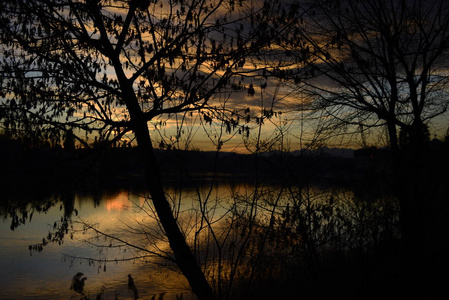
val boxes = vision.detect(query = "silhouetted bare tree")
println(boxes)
[279,0,449,296]
[286,0,449,154]
[0,1,286,298]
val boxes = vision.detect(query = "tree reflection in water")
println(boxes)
[0,180,402,299]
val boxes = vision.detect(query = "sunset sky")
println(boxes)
[1,0,449,153]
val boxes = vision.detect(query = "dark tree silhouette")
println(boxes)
[284,0,449,153]
[0,1,285,298]
[279,0,449,296]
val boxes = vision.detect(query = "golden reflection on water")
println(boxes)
[0,183,356,299]
[0,189,197,299]
[105,192,131,212]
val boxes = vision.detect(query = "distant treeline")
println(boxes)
[1,134,448,198]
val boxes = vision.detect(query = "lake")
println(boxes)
[0,177,382,300]
[0,187,204,300]
[0,180,278,300]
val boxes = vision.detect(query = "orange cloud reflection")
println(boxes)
[105,192,130,212]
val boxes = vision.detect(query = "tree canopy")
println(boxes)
[283,0,449,152]
[0,1,290,299]
[0,0,285,148]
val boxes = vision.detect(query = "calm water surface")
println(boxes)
[0,182,349,299]
[0,189,199,299]
[0,180,261,300]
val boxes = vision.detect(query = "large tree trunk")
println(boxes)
[386,120,428,252]
[388,121,432,297]
[133,120,216,300]
[397,122,430,254]
[386,121,400,159]
[111,52,215,299]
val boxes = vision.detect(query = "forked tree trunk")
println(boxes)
[132,120,216,300]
